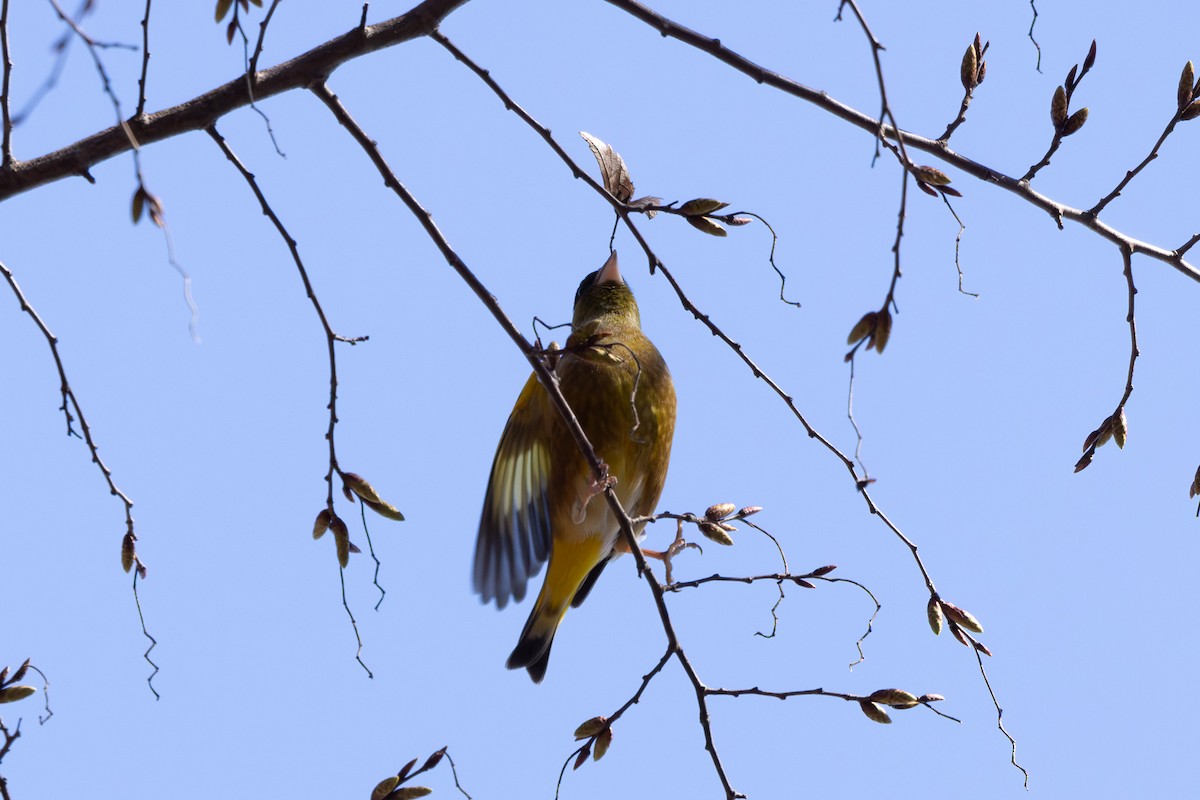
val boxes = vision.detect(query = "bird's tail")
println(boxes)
[507,534,606,683]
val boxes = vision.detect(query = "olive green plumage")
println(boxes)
[474,251,676,682]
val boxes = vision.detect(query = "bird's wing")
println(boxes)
[474,371,554,609]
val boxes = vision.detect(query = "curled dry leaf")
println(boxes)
[686,215,727,237]
[858,700,892,724]
[580,131,634,203]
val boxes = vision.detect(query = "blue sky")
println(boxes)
[3,2,1199,798]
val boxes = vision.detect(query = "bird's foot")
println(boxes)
[571,465,618,524]
[645,519,701,586]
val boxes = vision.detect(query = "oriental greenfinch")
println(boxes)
[474,251,676,683]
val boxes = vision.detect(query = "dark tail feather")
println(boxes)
[570,559,609,608]
[506,602,557,684]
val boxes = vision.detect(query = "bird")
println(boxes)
[473,251,676,683]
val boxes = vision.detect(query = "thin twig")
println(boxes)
[0,0,12,168]
[136,0,152,117]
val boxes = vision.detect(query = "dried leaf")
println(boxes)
[580,132,634,203]
[858,700,892,724]
[1051,85,1068,128]
[313,508,331,540]
[678,198,729,217]
[1180,61,1196,111]
[1061,107,1088,136]
[628,195,663,218]
[686,215,727,237]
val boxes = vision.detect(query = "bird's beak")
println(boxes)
[596,251,622,285]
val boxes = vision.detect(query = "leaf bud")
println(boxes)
[858,700,892,724]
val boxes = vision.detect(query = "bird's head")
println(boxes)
[572,251,640,328]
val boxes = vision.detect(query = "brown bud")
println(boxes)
[977,60,987,84]
[686,215,728,237]
[0,685,36,704]
[389,789,432,800]
[313,508,331,540]
[869,688,920,709]
[1180,61,1195,110]
[1095,416,1115,448]
[1061,107,1088,136]
[395,758,418,784]
[705,503,736,521]
[121,532,136,573]
[858,700,892,724]
[942,602,983,633]
[573,747,590,771]
[913,165,951,186]
[574,716,608,740]
[419,748,446,773]
[1113,408,1128,449]
[960,42,978,90]
[949,622,972,647]
[695,521,732,545]
[678,198,729,217]
[1051,85,1068,128]
[343,472,384,505]
[919,693,945,703]
[794,579,815,589]
[364,498,406,521]
[975,641,994,657]
[736,506,763,518]
[697,521,734,546]
[330,517,351,568]
[848,311,876,345]
[1183,100,1200,121]
[1083,39,1097,72]
[372,777,400,800]
[1190,466,1200,498]
[727,216,753,226]
[870,308,893,354]
[11,659,30,683]
[593,727,613,761]
[927,597,943,635]
[810,564,837,577]
[1074,451,1094,473]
